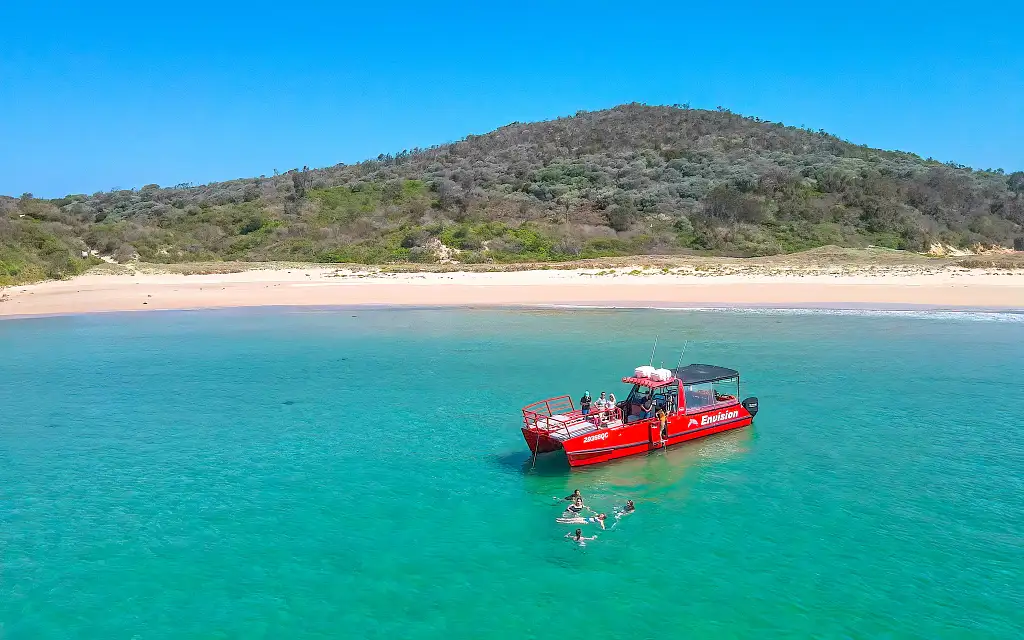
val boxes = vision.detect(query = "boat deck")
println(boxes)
[545,417,625,442]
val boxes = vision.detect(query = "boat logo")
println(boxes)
[687,418,698,428]
[583,432,609,444]
[701,410,739,426]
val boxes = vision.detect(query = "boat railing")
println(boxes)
[523,395,623,437]
[592,406,624,426]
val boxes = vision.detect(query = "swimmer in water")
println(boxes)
[616,500,635,518]
[561,496,592,519]
[566,528,597,545]
[556,513,607,530]
[562,490,582,502]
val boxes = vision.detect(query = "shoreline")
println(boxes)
[5,305,1022,324]
[3,265,1024,319]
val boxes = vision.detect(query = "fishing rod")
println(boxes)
[675,340,690,368]
[648,335,659,367]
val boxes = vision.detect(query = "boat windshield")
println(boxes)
[684,376,739,413]
[622,383,679,421]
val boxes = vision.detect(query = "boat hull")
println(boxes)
[523,402,754,467]
[521,428,563,454]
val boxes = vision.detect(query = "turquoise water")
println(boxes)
[2,308,1022,638]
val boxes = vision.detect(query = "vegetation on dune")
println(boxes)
[3,104,1023,285]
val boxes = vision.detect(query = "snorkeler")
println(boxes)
[566,528,597,545]
[556,513,607,530]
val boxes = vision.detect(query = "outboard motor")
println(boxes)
[741,397,759,418]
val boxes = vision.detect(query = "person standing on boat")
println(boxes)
[580,391,592,416]
[592,392,611,424]
[641,393,655,419]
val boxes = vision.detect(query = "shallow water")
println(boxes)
[2,308,1022,638]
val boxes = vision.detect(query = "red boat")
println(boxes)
[521,363,758,467]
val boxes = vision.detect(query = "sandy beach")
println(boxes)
[3,263,1024,318]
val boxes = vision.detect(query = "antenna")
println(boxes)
[648,335,659,367]
[675,340,690,368]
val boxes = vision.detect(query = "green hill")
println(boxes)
[3,103,1023,285]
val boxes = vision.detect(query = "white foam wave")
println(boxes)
[538,305,1024,323]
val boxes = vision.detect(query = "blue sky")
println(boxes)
[1,1,1021,198]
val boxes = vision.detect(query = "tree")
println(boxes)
[1008,172,1024,196]
[704,184,763,223]
[555,193,580,225]
[432,179,462,210]
[291,166,311,199]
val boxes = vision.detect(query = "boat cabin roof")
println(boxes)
[620,376,675,388]
[672,364,739,384]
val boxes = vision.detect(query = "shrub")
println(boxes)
[604,204,636,232]
[5,105,1023,282]
[407,246,437,263]
[113,244,139,263]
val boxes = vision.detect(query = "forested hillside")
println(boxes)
[3,104,1023,284]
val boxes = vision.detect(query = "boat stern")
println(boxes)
[521,427,563,454]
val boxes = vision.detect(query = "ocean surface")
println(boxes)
[1,308,1022,638]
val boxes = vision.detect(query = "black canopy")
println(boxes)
[672,364,739,384]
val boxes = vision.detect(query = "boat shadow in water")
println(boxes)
[490,451,571,476]
[569,427,755,494]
